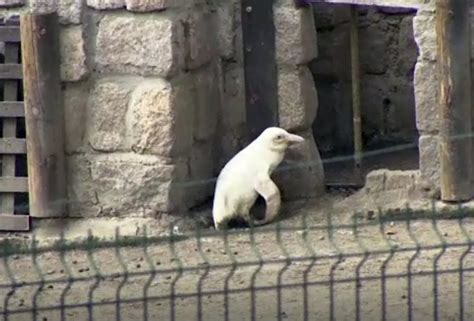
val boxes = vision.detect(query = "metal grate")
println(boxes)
[0,15,29,231]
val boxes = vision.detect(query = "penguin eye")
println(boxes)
[276,135,283,140]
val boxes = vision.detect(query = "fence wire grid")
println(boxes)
[0,205,474,321]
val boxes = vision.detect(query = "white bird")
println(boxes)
[212,127,305,230]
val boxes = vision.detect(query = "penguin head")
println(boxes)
[258,127,305,152]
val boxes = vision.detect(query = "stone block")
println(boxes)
[0,0,24,7]
[58,0,83,24]
[63,82,90,153]
[419,134,440,192]
[66,155,99,217]
[185,10,215,70]
[60,26,88,82]
[125,0,193,11]
[88,154,188,216]
[273,130,325,200]
[186,142,216,208]
[216,3,235,59]
[125,0,166,11]
[96,14,184,77]
[414,61,439,133]
[193,65,219,141]
[278,66,318,132]
[413,10,436,62]
[29,0,57,13]
[385,170,417,191]
[365,169,386,193]
[221,64,246,129]
[274,4,317,65]
[86,77,134,152]
[217,125,245,170]
[86,0,125,9]
[126,77,194,158]
[68,153,190,217]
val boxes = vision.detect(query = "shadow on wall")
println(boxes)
[310,4,419,159]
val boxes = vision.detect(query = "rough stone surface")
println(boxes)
[0,0,23,6]
[413,10,437,62]
[125,0,194,11]
[66,155,99,217]
[365,169,386,193]
[96,15,184,77]
[86,78,134,152]
[193,65,219,141]
[63,82,89,153]
[185,11,215,70]
[68,154,188,217]
[216,3,235,59]
[385,170,418,191]
[221,64,246,129]
[126,77,194,158]
[273,131,325,200]
[359,25,388,75]
[414,61,439,133]
[86,0,125,9]
[186,142,216,208]
[217,126,246,170]
[58,0,83,24]
[125,0,167,11]
[278,66,318,132]
[29,0,57,13]
[60,26,88,82]
[419,135,440,193]
[274,5,317,65]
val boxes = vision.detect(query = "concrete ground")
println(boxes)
[1,187,474,321]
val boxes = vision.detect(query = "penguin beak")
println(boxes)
[286,133,305,145]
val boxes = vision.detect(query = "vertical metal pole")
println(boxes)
[350,5,363,183]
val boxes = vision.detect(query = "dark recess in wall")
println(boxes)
[310,4,420,183]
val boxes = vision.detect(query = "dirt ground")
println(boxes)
[1,187,474,321]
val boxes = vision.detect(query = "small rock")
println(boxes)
[72,260,78,265]
[136,263,141,269]
[444,232,448,237]
[386,230,397,236]
[47,285,54,290]
[233,251,238,255]
[205,248,211,253]
[319,236,325,241]
[47,270,55,275]
[18,299,24,307]
[390,221,394,227]
[156,261,162,266]
[13,255,20,260]
[165,275,172,280]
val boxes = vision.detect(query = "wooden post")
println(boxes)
[350,5,363,184]
[20,12,67,217]
[436,0,473,201]
[241,0,279,142]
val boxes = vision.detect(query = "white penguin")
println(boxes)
[212,127,305,230]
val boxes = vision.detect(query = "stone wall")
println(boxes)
[0,0,326,218]
[0,0,248,218]
[310,4,419,156]
[272,0,325,200]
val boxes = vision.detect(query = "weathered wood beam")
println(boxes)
[436,0,473,201]
[241,0,279,141]
[21,12,67,217]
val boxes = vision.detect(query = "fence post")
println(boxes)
[436,0,473,202]
[20,12,67,217]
